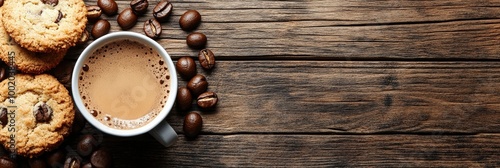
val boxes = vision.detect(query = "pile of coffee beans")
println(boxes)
[0,110,113,168]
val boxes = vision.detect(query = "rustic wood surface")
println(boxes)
[71,0,500,167]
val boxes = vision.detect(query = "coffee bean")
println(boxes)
[176,87,192,111]
[175,56,196,79]
[187,74,208,97]
[198,49,215,70]
[186,32,207,49]
[41,0,58,6]
[143,19,162,39]
[46,149,66,168]
[0,107,6,127]
[130,0,148,15]
[33,102,52,122]
[98,0,118,16]
[179,10,201,31]
[29,158,48,168]
[90,148,112,168]
[183,112,203,138]
[0,156,16,168]
[153,0,173,23]
[197,91,218,109]
[86,5,102,21]
[77,29,90,45]
[0,64,6,82]
[91,19,110,39]
[55,10,63,23]
[64,157,81,168]
[77,134,98,157]
[82,163,93,168]
[117,8,138,30]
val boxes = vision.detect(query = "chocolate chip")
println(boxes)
[0,65,6,82]
[0,0,3,7]
[55,10,63,23]
[0,106,7,127]
[41,0,58,6]
[33,102,52,122]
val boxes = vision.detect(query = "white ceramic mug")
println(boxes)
[71,32,178,147]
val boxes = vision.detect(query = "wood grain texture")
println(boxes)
[105,134,500,167]
[71,0,500,60]
[164,61,500,134]
[68,0,500,167]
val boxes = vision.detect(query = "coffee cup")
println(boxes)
[71,32,178,147]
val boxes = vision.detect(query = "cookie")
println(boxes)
[1,0,87,53]
[0,8,67,74]
[0,74,74,157]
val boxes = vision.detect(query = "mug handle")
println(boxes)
[149,119,178,147]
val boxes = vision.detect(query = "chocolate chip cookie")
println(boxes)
[0,74,74,157]
[1,0,87,53]
[0,8,67,74]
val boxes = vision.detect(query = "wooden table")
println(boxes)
[70,0,500,167]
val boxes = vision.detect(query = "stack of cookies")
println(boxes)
[0,0,87,158]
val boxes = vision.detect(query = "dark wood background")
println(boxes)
[68,0,500,167]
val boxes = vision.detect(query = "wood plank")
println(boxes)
[70,0,500,60]
[158,61,500,134]
[104,134,500,167]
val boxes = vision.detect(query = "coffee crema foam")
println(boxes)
[79,39,171,130]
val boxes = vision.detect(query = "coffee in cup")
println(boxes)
[77,39,171,130]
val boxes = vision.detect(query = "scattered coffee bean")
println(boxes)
[130,0,148,15]
[197,91,218,109]
[71,109,86,135]
[29,158,48,168]
[91,19,110,39]
[117,8,138,30]
[186,32,207,49]
[77,29,90,45]
[64,157,81,168]
[46,149,66,168]
[86,5,102,21]
[0,64,6,82]
[143,19,162,39]
[175,56,196,79]
[179,10,201,31]
[41,0,58,6]
[55,10,63,23]
[0,107,7,127]
[33,102,52,122]
[198,49,215,70]
[77,134,98,157]
[98,0,118,16]
[153,0,173,23]
[176,87,192,111]
[90,148,112,168]
[187,74,208,96]
[82,163,93,168]
[0,156,16,168]
[183,112,203,138]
